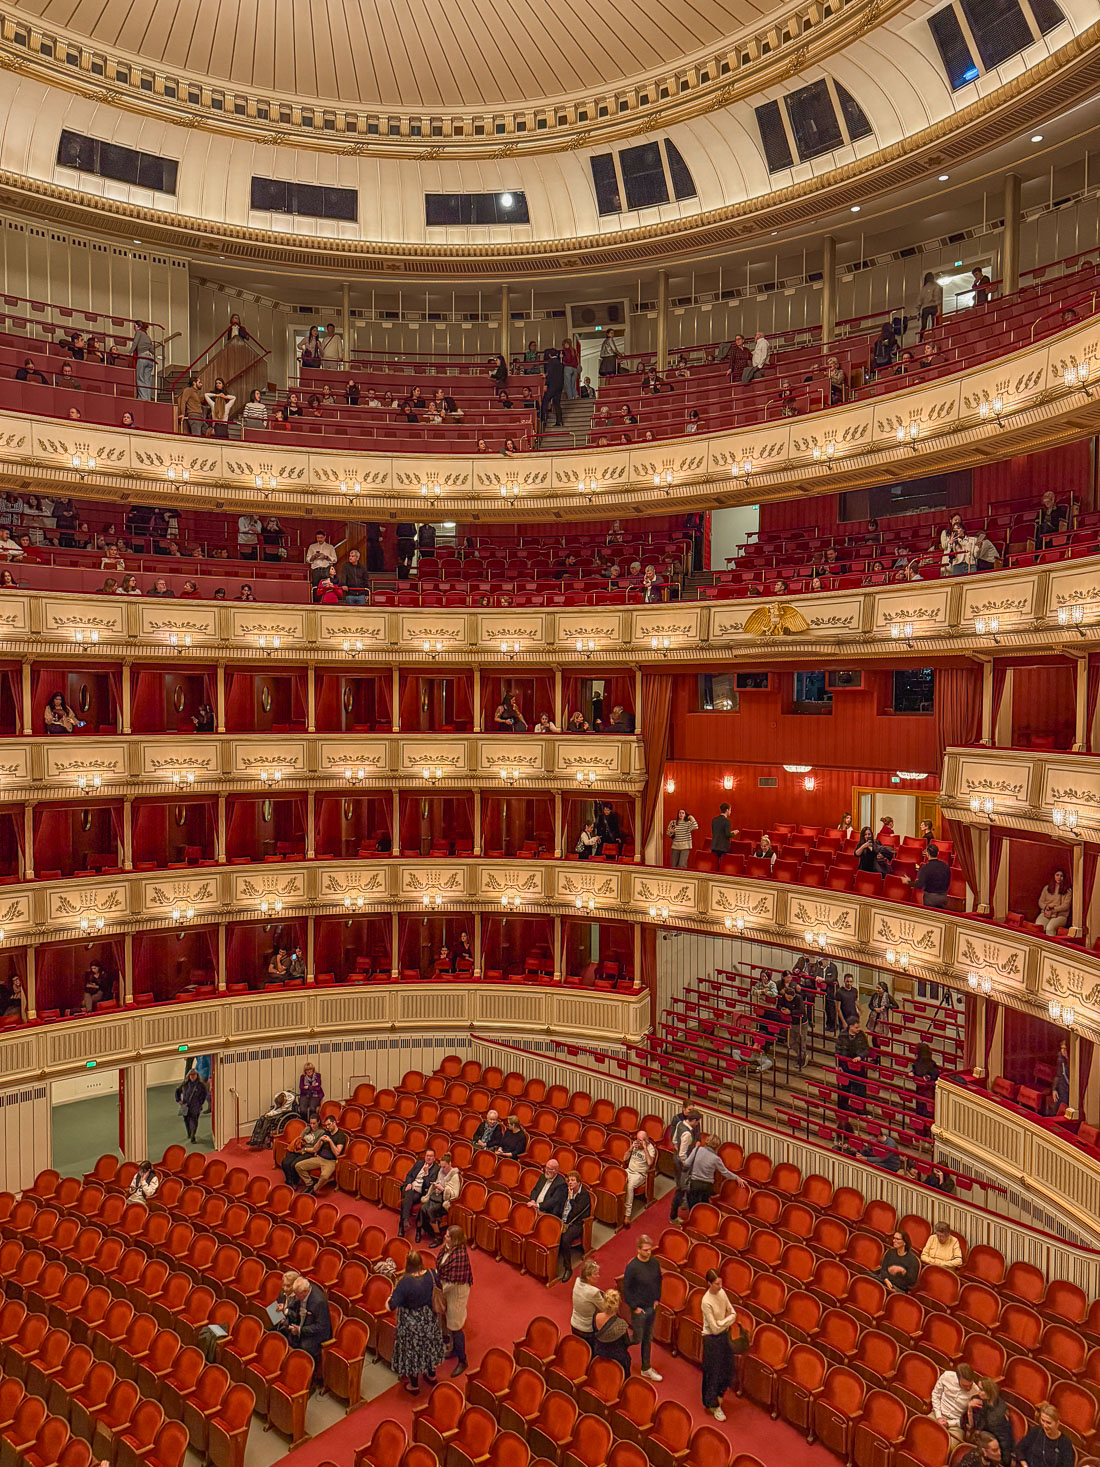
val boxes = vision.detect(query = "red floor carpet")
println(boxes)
[216,1141,840,1467]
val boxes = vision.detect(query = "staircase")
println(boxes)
[537,396,594,451]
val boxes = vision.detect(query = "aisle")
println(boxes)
[211,1141,840,1467]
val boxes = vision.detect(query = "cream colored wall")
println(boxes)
[189,276,291,385]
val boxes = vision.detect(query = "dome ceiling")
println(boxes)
[8,0,773,109]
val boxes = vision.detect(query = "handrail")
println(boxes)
[168,328,271,397]
[1031,288,1099,340]
[0,292,165,340]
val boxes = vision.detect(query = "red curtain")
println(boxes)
[991,663,1007,737]
[1080,1039,1094,1116]
[640,672,675,847]
[989,831,1004,910]
[1084,844,1099,943]
[947,819,979,904]
[985,999,1001,1069]
[935,666,982,763]
[1088,656,1100,753]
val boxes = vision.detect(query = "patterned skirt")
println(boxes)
[392,1305,446,1380]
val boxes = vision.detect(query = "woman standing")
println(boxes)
[298,1062,324,1119]
[562,336,580,400]
[701,1270,737,1421]
[299,327,322,370]
[867,980,898,1035]
[571,1259,604,1349]
[175,1067,208,1144]
[666,810,699,869]
[593,1290,632,1372]
[204,379,236,439]
[435,1226,473,1377]
[388,1251,445,1395]
[916,272,943,338]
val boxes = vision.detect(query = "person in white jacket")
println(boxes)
[624,1132,657,1221]
[126,1161,159,1205]
[741,332,770,384]
[419,1154,461,1241]
[931,1364,980,1443]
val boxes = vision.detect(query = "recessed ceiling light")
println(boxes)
[938,174,949,182]
[1031,134,1043,143]
[500,192,514,207]
[850,205,861,213]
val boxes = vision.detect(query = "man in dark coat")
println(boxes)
[529,1159,568,1216]
[279,1275,333,1383]
[399,1149,440,1236]
[556,1172,592,1281]
[175,1068,208,1143]
[710,804,733,855]
[541,350,565,428]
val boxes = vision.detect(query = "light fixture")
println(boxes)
[77,773,102,791]
[1031,133,1044,143]
[804,929,828,949]
[664,776,676,794]
[170,904,195,924]
[423,640,444,659]
[166,464,190,482]
[499,768,521,785]
[969,794,994,816]
[70,450,97,472]
[974,615,1000,643]
[653,469,673,487]
[256,634,281,653]
[730,458,753,478]
[575,769,597,786]
[259,895,283,916]
[896,422,919,450]
[341,638,366,655]
[574,893,596,912]
[253,472,277,491]
[500,640,524,659]
[850,205,861,213]
[650,636,671,657]
[500,192,514,207]
[168,632,193,653]
[421,767,445,784]
[783,765,812,774]
[1058,605,1087,636]
[1062,361,1092,396]
[170,771,196,788]
[422,891,443,908]
[648,904,670,922]
[885,949,910,969]
[803,775,816,791]
[73,629,100,645]
[896,771,929,780]
[575,638,596,658]
[1052,806,1079,831]
[344,767,367,785]
[343,893,368,911]
[420,479,441,500]
[79,913,105,933]
[722,775,734,790]
[339,479,362,499]
[724,914,746,932]
[891,620,915,649]
[500,481,520,502]
[938,174,949,182]
[259,768,284,786]
[500,893,522,909]
[576,474,599,501]
[978,396,1005,427]
[812,441,836,464]
[1048,998,1075,1026]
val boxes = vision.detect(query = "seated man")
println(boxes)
[293,1113,346,1194]
[398,1148,439,1236]
[276,1275,333,1384]
[529,1159,567,1216]
[281,1113,324,1186]
[556,1172,592,1282]
[472,1109,504,1150]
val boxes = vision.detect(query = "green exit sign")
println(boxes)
[85,1060,97,1069]
[178,1044,189,1053]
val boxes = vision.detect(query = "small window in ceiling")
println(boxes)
[619,141,669,209]
[960,0,1036,66]
[834,83,872,141]
[664,139,697,201]
[425,192,530,225]
[785,79,843,161]
[591,153,622,215]
[164,83,176,98]
[928,0,1061,85]
[56,129,179,193]
[250,177,358,221]
[755,99,794,171]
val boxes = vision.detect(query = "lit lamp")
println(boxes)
[1058,605,1086,636]
[575,770,597,786]
[421,767,445,784]
[73,629,100,645]
[170,904,195,923]
[812,442,836,465]
[77,773,102,791]
[575,638,596,659]
[730,458,753,478]
[500,480,520,502]
[724,914,746,932]
[885,949,910,970]
[651,636,671,657]
[722,775,734,790]
[256,634,281,653]
[341,638,366,655]
[79,913,105,933]
[1052,806,1079,831]
[422,892,443,908]
[803,775,816,791]
[339,479,362,499]
[577,474,599,501]
[344,767,366,784]
[1063,360,1092,396]
[974,615,1000,644]
[423,640,444,659]
[170,771,196,788]
[896,422,919,450]
[969,794,994,816]
[259,769,284,786]
[259,895,283,916]
[166,464,190,483]
[500,640,524,658]
[648,904,670,922]
[653,469,674,487]
[500,893,522,909]
[253,472,278,491]
[344,894,368,911]
[70,450,97,472]
[499,768,521,785]
[664,776,675,794]
[804,929,828,949]
[978,395,1005,427]
[574,893,596,912]
[420,479,442,500]
[891,621,914,649]
[967,970,993,994]
[168,632,193,653]
[1048,999,1077,1026]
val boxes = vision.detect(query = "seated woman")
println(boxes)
[266,946,288,986]
[281,1113,324,1182]
[875,1229,919,1293]
[1036,870,1071,936]
[248,1089,297,1149]
[498,1115,527,1157]
[753,834,778,870]
[419,1154,461,1243]
[126,1162,159,1205]
[81,962,111,1012]
[44,692,84,734]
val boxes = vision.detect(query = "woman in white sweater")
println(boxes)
[701,1270,738,1421]
[570,1259,604,1347]
[666,809,699,869]
[1036,870,1071,935]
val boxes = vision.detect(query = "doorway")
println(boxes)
[51,1068,122,1177]
[147,1054,215,1156]
[852,789,939,838]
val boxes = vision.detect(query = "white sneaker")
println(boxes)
[643,1368,663,1382]
[711,1407,726,1422]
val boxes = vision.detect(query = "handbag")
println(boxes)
[431,1269,447,1317]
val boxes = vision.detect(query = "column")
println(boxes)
[120,663,132,734]
[1002,173,1021,297]
[1073,653,1089,751]
[23,805,33,880]
[473,792,482,856]
[392,667,401,732]
[20,662,31,737]
[499,284,511,367]
[24,947,35,1022]
[122,932,134,1005]
[1070,842,1085,938]
[994,669,1013,747]
[392,789,401,855]
[472,667,481,732]
[121,1062,148,1162]
[821,235,837,347]
[553,914,562,981]
[216,664,226,734]
[306,665,316,733]
[306,915,315,984]
[554,667,563,727]
[122,800,133,871]
[473,912,482,979]
[1066,1031,1081,1121]
[216,795,226,864]
[553,791,562,858]
[976,826,991,915]
[656,270,669,372]
[391,911,400,980]
[306,791,316,859]
[341,282,352,366]
[217,924,227,992]
[635,794,644,862]
[979,659,994,746]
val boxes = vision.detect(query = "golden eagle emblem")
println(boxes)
[743,602,811,637]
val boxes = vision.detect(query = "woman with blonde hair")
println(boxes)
[593,1289,632,1371]
[571,1259,603,1349]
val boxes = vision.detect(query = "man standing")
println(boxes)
[741,331,770,384]
[294,1113,347,1194]
[907,844,952,909]
[541,348,565,430]
[669,1105,701,1223]
[320,322,345,365]
[710,804,735,857]
[305,530,338,587]
[684,1133,737,1212]
[530,1159,567,1216]
[837,1019,871,1106]
[838,974,861,1027]
[779,977,807,1070]
[398,1148,439,1235]
[278,1275,333,1384]
[622,1234,663,1382]
[556,1171,592,1282]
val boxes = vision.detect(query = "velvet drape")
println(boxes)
[935,666,982,764]
[640,672,675,848]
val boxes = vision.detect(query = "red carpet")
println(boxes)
[215,1142,840,1467]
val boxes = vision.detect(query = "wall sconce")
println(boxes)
[70,450,97,472]
[500,640,524,659]
[649,904,671,922]
[724,914,746,932]
[722,775,734,790]
[574,893,596,912]
[967,969,993,994]
[978,396,1005,427]
[575,638,596,659]
[344,767,367,785]
[341,638,366,655]
[804,929,828,949]
[650,636,671,657]
[422,892,443,908]
[896,422,920,450]
[969,794,994,816]
[0,927,6,943]
[77,773,103,791]
[896,771,929,781]
[730,458,753,478]
[1063,360,1092,396]
[170,904,195,923]
[73,629,100,645]
[500,481,520,502]
[420,479,442,500]
[256,634,281,654]
[254,472,278,491]
[1058,605,1086,636]
[166,464,190,482]
[803,775,816,791]
[168,633,193,654]
[1048,998,1077,1026]
[664,776,675,794]
[343,893,368,911]
[653,469,673,487]
[259,769,284,786]
[577,474,599,502]
[421,767,445,783]
[500,893,522,909]
[890,621,914,648]
[812,441,836,466]
[79,913,105,933]
[783,765,812,775]
[170,771,196,788]
[885,948,910,969]
[974,615,1000,644]
[423,640,444,659]
[259,895,283,916]
[499,768,521,785]
[339,479,361,499]
[575,770,597,786]
[1052,806,1079,831]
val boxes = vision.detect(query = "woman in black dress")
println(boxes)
[389,1251,445,1394]
[854,826,878,873]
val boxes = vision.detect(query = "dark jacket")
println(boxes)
[403,1157,440,1193]
[340,561,370,590]
[559,1185,591,1229]
[530,1172,568,1216]
[543,356,564,394]
[710,814,732,854]
[499,1126,527,1158]
[968,1399,1014,1462]
[1013,1426,1074,1467]
[472,1119,504,1150]
[282,1283,333,1364]
[177,1077,207,1117]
